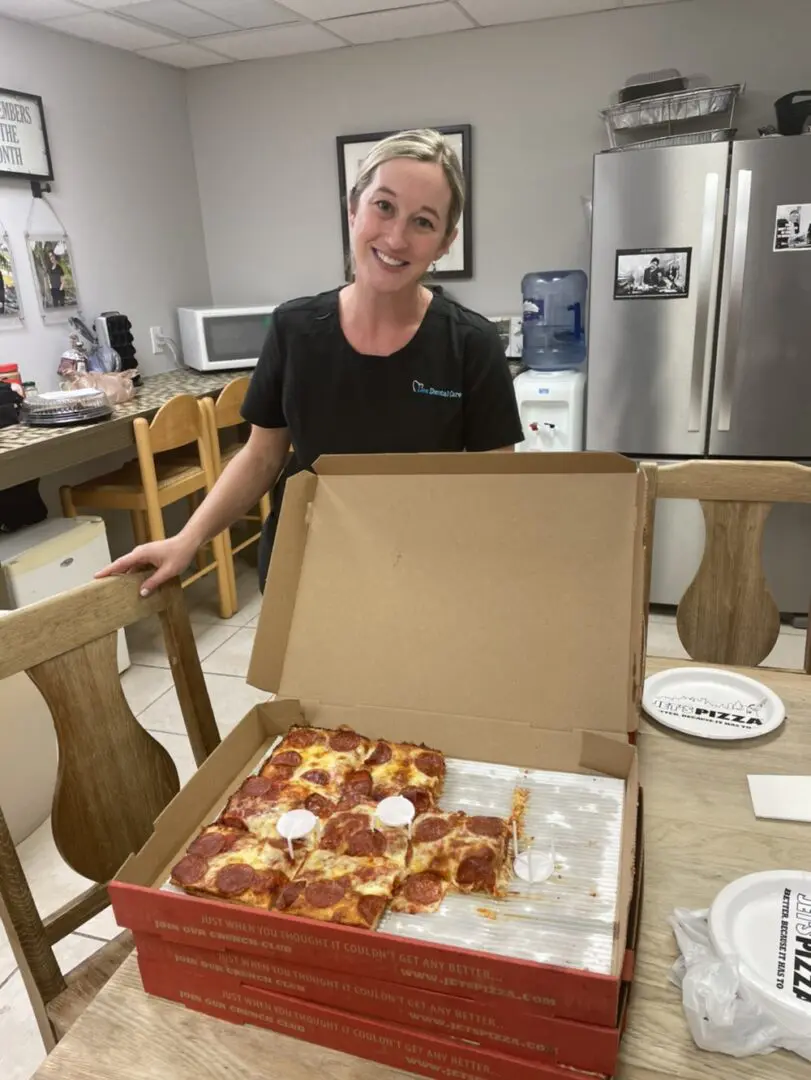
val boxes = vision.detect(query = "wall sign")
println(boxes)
[774,203,811,252]
[614,247,692,300]
[0,87,53,183]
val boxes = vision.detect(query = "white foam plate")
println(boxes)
[39,388,99,400]
[643,666,785,740]
[709,870,811,1034]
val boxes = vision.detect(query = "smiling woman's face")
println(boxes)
[349,158,456,294]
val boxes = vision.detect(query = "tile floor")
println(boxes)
[1,571,807,1079]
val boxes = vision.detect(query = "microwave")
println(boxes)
[177,305,276,372]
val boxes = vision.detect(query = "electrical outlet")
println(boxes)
[150,326,165,354]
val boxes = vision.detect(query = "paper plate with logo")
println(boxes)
[709,870,811,1035]
[642,666,785,739]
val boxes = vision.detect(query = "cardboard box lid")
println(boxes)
[248,453,646,735]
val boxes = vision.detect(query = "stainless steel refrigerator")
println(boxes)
[586,136,811,613]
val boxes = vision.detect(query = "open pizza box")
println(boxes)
[110,453,647,1059]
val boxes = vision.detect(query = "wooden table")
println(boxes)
[32,658,811,1080]
[0,370,235,491]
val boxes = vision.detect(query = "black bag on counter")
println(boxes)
[0,381,22,429]
[0,480,48,534]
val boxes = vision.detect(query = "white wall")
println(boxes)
[0,16,211,392]
[186,0,811,317]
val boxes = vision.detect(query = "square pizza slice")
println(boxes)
[219,773,327,837]
[169,825,306,909]
[275,849,402,929]
[316,802,409,869]
[260,725,372,808]
[340,739,446,813]
[391,811,511,915]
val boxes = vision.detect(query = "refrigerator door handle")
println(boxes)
[716,169,753,432]
[688,171,722,433]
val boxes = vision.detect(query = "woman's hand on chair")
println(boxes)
[95,534,198,596]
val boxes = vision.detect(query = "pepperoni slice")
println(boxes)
[346,829,387,858]
[241,775,276,798]
[171,854,207,886]
[456,850,496,888]
[403,872,444,907]
[252,869,289,898]
[413,817,451,844]
[301,769,330,787]
[277,879,306,910]
[271,750,303,768]
[337,790,366,812]
[468,816,506,838]
[365,741,392,766]
[305,793,334,818]
[259,764,296,783]
[304,880,346,909]
[329,729,363,752]
[286,728,321,749]
[357,894,386,927]
[401,787,431,815]
[215,863,257,896]
[344,770,373,796]
[415,751,444,778]
[188,831,228,858]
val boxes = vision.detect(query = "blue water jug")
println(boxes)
[521,270,587,370]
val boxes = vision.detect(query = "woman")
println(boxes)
[47,250,65,307]
[100,129,522,597]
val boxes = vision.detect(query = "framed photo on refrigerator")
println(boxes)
[613,247,692,300]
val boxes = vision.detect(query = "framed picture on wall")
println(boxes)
[0,87,54,183]
[27,235,80,323]
[336,125,473,282]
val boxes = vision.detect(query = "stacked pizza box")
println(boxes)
[110,453,646,1080]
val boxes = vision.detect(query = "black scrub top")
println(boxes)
[241,287,523,588]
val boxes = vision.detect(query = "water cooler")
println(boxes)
[515,269,587,452]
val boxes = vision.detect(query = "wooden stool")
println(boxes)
[60,394,235,619]
[201,376,271,613]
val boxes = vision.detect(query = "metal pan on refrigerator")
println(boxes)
[642,666,785,739]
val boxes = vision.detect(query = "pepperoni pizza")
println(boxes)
[356,739,446,814]
[391,811,512,914]
[170,825,305,908]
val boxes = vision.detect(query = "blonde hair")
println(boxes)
[349,128,465,240]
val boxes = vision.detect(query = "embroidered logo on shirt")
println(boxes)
[412,380,462,400]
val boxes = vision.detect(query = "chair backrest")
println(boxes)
[211,375,250,431]
[642,460,811,668]
[0,575,220,1014]
[147,392,206,455]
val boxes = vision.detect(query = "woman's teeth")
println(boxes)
[374,248,408,268]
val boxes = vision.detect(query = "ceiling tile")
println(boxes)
[182,0,298,28]
[326,2,473,45]
[277,0,447,19]
[117,0,233,35]
[138,40,232,65]
[44,11,176,47]
[460,0,616,25]
[204,19,344,58]
[0,0,85,19]
[69,0,148,8]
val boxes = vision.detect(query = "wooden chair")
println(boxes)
[60,394,235,619]
[201,377,271,613]
[642,460,811,670]
[0,574,220,1050]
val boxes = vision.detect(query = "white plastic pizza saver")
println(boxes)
[643,666,785,740]
[512,821,555,884]
[709,870,811,1035]
[375,796,415,834]
[276,809,317,859]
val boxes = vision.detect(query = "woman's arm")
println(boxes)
[97,424,289,594]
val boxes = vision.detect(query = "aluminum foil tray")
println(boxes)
[379,757,625,976]
[606,127,737,153]
[601,84,744,131]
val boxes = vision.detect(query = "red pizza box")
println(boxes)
[111,455,648,1033]
[138,954,607,1080]
[135,928,634,1075]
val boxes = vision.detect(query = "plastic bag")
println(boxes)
[670,908,811,1061]
[61,369,136,405]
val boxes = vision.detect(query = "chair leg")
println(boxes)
[211,530,236,620]
[130,511,148,547]
[259,492,271,524]
[60,487,77,519]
